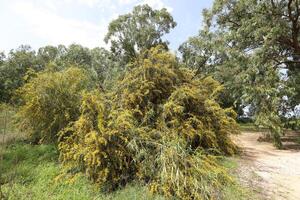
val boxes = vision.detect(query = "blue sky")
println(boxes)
[0,0,213,53]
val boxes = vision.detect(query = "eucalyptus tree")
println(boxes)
[37,45,59,64]
[0,45,40,103]
[64,44,92,67]
[179,30,246,116]
[105,4,177,64]
[181,0,300,147]
[90,47,120,89]
[0,51,5,65]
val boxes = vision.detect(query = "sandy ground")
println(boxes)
[234,132,300,200]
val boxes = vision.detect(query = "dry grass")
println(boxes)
[0,104,26,146]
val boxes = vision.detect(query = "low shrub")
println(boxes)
[284,117,300,131]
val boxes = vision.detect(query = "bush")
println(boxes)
[58,46,239,199]
[16,67,93,143]
[283,117,300,131]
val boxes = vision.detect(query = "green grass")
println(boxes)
[0,104,25,145]
[238,123,270,133]
[0,140,261,200]
[0,141,164,200]
[238,123,258,132]
[0,105,163,200]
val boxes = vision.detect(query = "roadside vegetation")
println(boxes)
[0,0,299,199]
[0,131,257,200]
[0,105,257,200]
[0,140,164,200]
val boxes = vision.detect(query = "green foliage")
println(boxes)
[58,46,239,200]
[90,47,122,89]
[0,51,5,64]
[179,29,246,116]
[16,67,93,143]
[0,44,120,104]
[36,44,92,69]
[0,140,255,200]
[238,123,258,132]
[0,46,41,103]
[284,117,300,131]
[36,44,119,88]
[62,44,92,67]
[105,4,176,64]
[36,45,59,65]
[181,0,300,147]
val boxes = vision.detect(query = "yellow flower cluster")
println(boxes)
[58,46,239,199]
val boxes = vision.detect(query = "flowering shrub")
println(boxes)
[58,46,239,199]
[17,67,93,143]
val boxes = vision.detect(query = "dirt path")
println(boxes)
[234,132,300,200]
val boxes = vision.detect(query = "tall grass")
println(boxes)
[0,104,25,145]
[0,140,260,200]
[0,141,164,200]
[0,105,162,200]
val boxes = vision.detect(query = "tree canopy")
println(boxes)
[105,4,176,64]
[180,0,300,147]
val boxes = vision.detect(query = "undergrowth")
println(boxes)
[0,141,164,200]
[0,141,258,200]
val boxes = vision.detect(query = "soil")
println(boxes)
[233,131,300,200]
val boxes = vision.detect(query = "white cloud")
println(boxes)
[118,0,173,12]
[118,0,138,5]
[62,0,102,7]
[138,0,173,12]
[75,0,115,9]
[62,0,173,11]
[41,0,116,10]
[3,0,173,52]
[12,1,108,48]
[42,0,59,11]
[77,0,102,7]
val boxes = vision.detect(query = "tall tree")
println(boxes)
[90,47,120,89]
[0,45,40,103]
[63,44,92,67]
[181,0,300,147]
[0,51,5,65]
[105,4,176,64]
[179,29,247,116]
[37,45,59,65]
